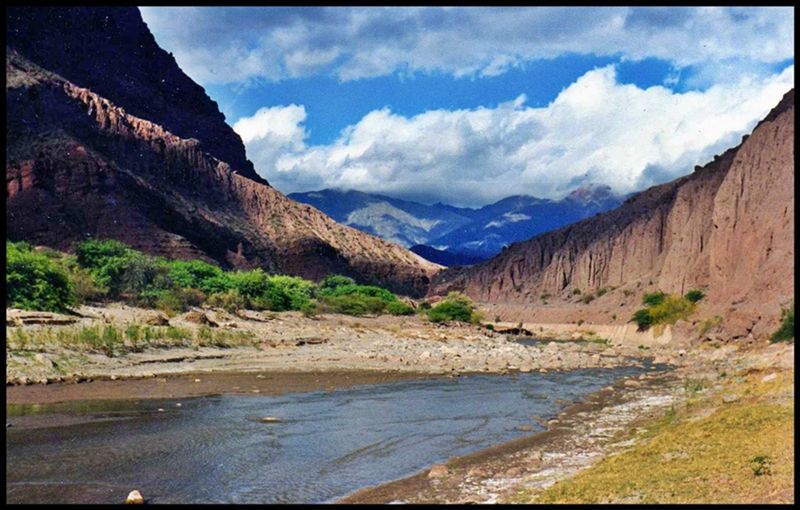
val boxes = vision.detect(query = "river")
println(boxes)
[6,365,653,503]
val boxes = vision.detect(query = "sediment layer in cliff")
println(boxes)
[432,90,795,340]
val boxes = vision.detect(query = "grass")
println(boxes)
[514,370,794,504]
[6,322,256,355]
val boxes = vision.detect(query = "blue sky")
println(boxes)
[140,7,794,207]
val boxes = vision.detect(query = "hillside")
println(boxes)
[432,90,795,341]
[5,7,439,296]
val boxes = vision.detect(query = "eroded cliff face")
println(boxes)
[6,17,439,296]
[5,6,262,185]
[432,90,794,341]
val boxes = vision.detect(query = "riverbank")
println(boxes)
[339,341,794,504]
[6,305,656,391]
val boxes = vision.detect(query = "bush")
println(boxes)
[205,289,247,313]
[386,300,415,316]
[227,269,271,299]
[684,289,706,303]
[264,274,317,311]
[6,241,75,312]
[642,291,666,307]
[320,274,355,290]
[771,302,794,343]
[75,239,130,269]
[320,294,387,316]
[427,292,475,323]
[581,293,595,304]
[167,259,224,291]
[648,295,696,325]
[631,308,653,330]
[318,283,396,302]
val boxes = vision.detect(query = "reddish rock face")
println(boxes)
[5,10,440,296]
[432,90,794,341]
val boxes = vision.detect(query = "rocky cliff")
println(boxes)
[6,8,439,296]
[432,90,794,341]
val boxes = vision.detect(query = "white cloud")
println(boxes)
[234,64,793,206]
[140,6,794,84]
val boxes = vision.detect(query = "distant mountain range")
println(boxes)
[288,184,625,265]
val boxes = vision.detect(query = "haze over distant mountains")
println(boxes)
[289,184,625,265]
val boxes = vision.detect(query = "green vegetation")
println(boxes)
[6,241,75,312]
[770,301,794,343]
[6,239,425,320]
[6,323,256,355]
[684,289,706,303]
[426,292,480,323]
[631,291,698,331]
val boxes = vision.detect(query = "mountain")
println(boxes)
[290,185,624,265]
[287,189,474,247]
[425,185,624,260]
[5,7,439,296]
[431,90,795,341]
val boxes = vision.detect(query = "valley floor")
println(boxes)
[5,304,794,504]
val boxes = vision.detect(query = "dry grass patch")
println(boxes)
[513,370,794,504]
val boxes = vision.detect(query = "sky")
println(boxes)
[140,6,794,207]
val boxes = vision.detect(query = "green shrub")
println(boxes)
[320,274,355,290]
[684,289,706,303]
[581,293,595,304]
[386,300,414,316]
[771,302,794,343]
[75,239,130,269]
[264,274,316,311]
[572,288,582,295]
[320,294,387,316]
[227,269,271,299]
[631,308,653,330]
[318,283,396,302]
[6,241,75,312]
[167,259,224,291]
[648,295,696,325]
[205,289,247,313]
[642,291,666,307]
[426,292,475,323]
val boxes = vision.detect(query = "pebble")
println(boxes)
[157,408,165,412]
[518,424,534,432]
[175,403,182,407]
[260,416,281,423]
[504,467,523,477]
[125,490,144,504]
[623,379,641,388]
[761,373,778,383]
[194,379,201,383]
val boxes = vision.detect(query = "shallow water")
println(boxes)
[6,366,652,504]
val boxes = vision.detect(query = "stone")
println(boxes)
[518,424,534,432]
[260,416,281,423]
[183,311,219,328]
[428,464,449,478]
[504,467,523,477]
[623,379,641,388]
[125,490,144,504]
[144,313,170,326]
[722,394,740,404]
[761,373,778,383]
